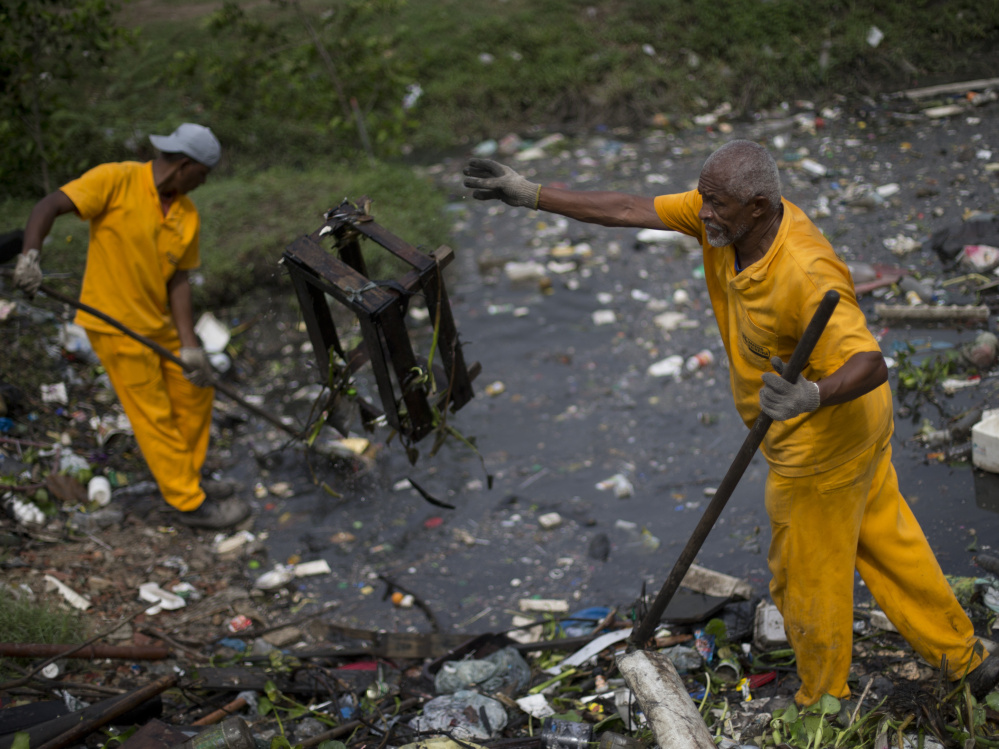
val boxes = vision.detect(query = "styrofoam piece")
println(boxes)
[753,600,787,650]
[294,559,332,577]
[138,582,186,614]
[516,694,555,718]
[682,564,753,600]
[972,409,999,473]
[868,609,898,632]
[44,575,92,611]
[213,530,256,555]
[518,598,569,613]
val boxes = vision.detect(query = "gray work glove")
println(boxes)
[13,248,43,296]
[179,347,213,388]
[759,356,821,421]
[463,158,542,209]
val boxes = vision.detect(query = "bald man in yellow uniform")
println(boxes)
[14,124,249,530]
[463,140,999,705]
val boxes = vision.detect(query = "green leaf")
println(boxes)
[11,733,30,749]
[317,742,347,749]
[264,679,280,702]
[258,697,273,716]
[818,693,841,716]
[985,692,999,711]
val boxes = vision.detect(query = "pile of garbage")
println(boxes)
[4,552,999,749]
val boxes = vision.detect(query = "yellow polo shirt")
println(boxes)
[654,190,891,476]
[61,161,201,338]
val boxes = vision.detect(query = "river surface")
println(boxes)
[217,96,999,638]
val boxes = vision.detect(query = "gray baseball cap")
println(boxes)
[149,123,221,168]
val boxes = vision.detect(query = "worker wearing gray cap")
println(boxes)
[13,123,250,530]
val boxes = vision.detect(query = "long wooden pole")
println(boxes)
[628,290,840,649]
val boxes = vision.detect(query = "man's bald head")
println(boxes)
[701,140,782,211]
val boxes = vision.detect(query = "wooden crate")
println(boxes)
[281,198,478,443]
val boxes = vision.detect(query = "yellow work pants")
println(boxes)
[87,329,213,512]
[765,433,982,706]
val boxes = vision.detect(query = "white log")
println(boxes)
[900,77,999,99]
[616,650,715,749]
[874,304,989,322]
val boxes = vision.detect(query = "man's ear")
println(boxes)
[751,194,771,217]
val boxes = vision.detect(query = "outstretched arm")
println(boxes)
[538,185,663,228]
[463,158,664,229]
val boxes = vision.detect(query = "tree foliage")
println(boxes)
[0,0,131,196]
[167,0,419,167]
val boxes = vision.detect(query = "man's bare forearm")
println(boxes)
[23,191,78,253]
[537,187,665,229]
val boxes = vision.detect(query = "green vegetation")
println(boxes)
[1,0,996,304]
[0,161,450,307]
[0,594,86,676]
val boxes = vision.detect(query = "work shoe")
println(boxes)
[174,496,251,530]
[202,478,239,500]
[966,655,999,699]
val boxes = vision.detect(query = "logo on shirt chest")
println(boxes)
[166,251,180,267]
[741,331,771,360]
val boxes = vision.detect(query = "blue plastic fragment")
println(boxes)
[558,606,612,637]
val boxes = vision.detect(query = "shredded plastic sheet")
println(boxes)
[434,646,531,695]
[408,690,507,740]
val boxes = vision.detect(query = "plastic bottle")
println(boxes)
[170,717,256,749]
[846,262,877,284]
[87,476,112,506]
[541,718,593,749]
[68,506,124,532]
[684,349,714,372]
[899,276,940,305]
